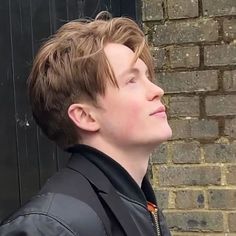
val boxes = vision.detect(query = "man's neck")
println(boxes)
[82,139,152,187]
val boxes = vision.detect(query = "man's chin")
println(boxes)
[154,129,173,144]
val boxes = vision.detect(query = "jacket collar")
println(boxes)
[67,144,157,206]
[67,146,144,236]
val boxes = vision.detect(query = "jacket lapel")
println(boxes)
[67,154,142,236]
[99,189,142,236]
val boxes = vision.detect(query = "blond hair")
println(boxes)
[28,12,155,149]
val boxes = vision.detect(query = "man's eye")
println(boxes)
[128,78,136,83]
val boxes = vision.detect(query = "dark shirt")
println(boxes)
[69,144,157,207]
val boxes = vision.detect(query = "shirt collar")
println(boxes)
[67,144,156,207]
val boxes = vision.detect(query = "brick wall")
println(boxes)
[142,0,236,235]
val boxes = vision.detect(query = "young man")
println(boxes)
[0,12,172,235]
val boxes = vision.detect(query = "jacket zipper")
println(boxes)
[150,208,161,236]
[147,202,161,236]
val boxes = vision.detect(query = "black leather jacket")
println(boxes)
[0,145,171,236]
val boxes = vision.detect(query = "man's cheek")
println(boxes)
[120,111,140,137]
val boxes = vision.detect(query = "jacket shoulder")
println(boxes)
[0,192,107,236]
[0,212,75,236]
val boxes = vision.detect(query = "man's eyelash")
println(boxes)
[128,78,137,83]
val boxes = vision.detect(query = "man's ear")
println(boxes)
[68,103,100,132]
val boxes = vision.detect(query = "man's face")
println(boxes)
[95,43,172,150]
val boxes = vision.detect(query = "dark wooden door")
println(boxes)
[0,0,140,221]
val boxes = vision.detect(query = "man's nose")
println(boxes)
[146,80,164,101]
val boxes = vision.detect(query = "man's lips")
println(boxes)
[149,106,166,116]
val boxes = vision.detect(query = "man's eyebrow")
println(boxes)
[125,67,147,75]
[127,68,139,74]
[118,67,148,79]
[118,68,138,78]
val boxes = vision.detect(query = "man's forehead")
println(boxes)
[104,43,134,61]
[104,43,148,77]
